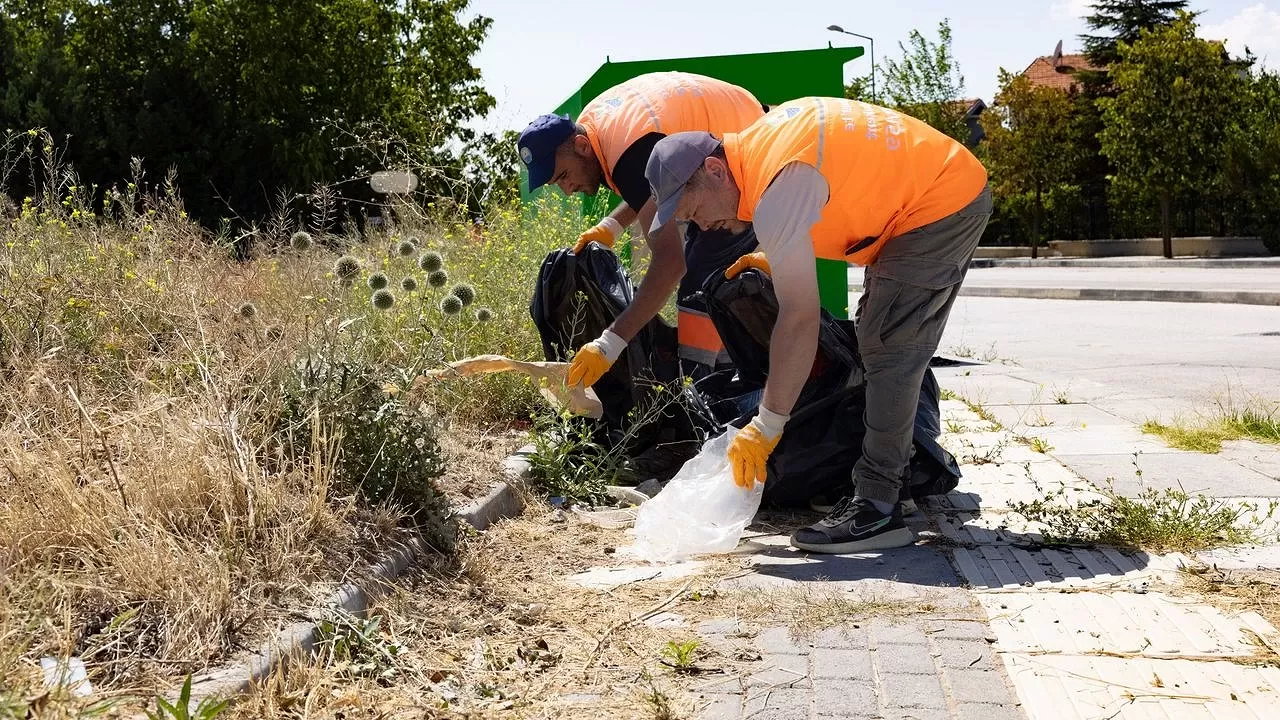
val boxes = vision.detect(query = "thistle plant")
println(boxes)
[367,272,389,290]
[450,283,476,307]
[371,289,395,311]
[427,269,448,288]
[401,276,419,293]
[418,251,443,273]
[440,295,463,316]
[334,255,360,281]
[290,231,312,252]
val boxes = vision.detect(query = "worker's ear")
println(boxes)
[704,155,730,185]
[572,134,593,157]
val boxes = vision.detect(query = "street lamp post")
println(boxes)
[827,25,876,104]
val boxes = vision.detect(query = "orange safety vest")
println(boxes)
[723,97,988,318]
[579,72,765,367]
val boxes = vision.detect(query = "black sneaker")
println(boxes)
[790,496,916,554]
[813,487,917,515]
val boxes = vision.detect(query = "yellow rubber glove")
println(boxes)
[566,330,626,389]
[725,251,771,279]
[727,406,789,489]
[573,216,624,254]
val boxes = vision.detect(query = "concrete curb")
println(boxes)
[850,283,1280,306]
[180,445,535,708]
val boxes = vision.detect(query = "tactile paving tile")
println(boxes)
[1003,653,1280,720]
[980,591,1277,657]
[952,544,1186,590]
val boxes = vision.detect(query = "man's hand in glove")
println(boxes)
[727,406,789,489]
[725,251,771,279]
[566,329,627,389]
[572,216,624,254]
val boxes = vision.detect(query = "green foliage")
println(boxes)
[1142,406,1280,453]
[315,610,405,682]
[145,675,228,720]
[878,19,969,142]
[0,0,497,224]
[979,72,1084,254]
[1010,478,1273,553]
[1225,71,1280,254]
[526,411,619,506]
[1098,12,1247,256]
[843,73,875,103]
[660,639,702,671]
[276,357,455,549]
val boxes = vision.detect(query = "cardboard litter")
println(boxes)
[414,354,603,419]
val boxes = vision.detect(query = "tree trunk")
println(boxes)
[1032,185,1042,260]
[1160,192,1173,259]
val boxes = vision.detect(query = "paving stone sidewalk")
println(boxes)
[566,357,1280,720]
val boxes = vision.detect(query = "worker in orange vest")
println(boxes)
[645,97,991,554]
[516,72,766,380]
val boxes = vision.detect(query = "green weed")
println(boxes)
[1010,457,1276,552]
[146,676,228,720]
[660,639,701,671]
[1143,407,1280,453]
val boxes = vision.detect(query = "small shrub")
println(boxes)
[275,358,454,549]
[1010,467,1274,553]
[526,411,619,506]
[315,609,405,681]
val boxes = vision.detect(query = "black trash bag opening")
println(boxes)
[528,244,717,482]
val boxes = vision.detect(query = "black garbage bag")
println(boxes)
[529,244,716,479]
[698,267,961,509]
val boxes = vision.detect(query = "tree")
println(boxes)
[0,0,496,227]
[842,73,875,103]
[879,19,968,141]
[1081,0,1191,68]
[1098,12,1247,258]
[979,71,1082,258]
[1225,71,1280,253]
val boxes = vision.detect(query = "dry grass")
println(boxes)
[0,153,583,711]
[217,509,950,719]
[1179,565,1280,660]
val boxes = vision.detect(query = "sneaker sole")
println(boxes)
[789,527,917,554]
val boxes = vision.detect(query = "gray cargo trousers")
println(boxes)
[852,184,992,506]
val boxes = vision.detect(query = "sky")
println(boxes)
[464,0,1280,135]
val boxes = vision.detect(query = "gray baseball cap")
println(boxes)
[645,131,723,236]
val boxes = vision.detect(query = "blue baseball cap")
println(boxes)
[517,113,576,192]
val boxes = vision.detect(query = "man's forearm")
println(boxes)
[761,305,820,417]
[608,220,683,341]
[608,203,639,230]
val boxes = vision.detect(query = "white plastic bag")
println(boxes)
[624,429,764,563]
